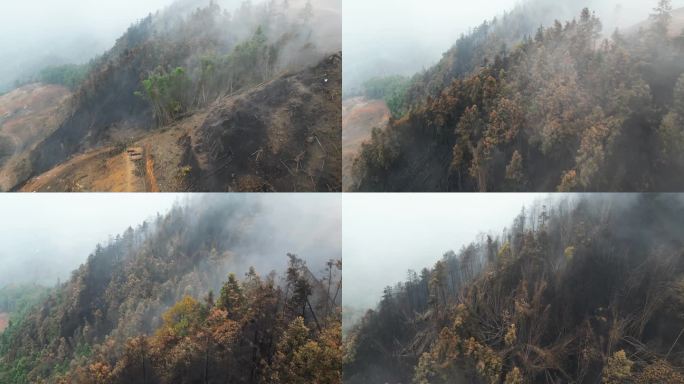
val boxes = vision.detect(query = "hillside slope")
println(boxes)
[188,52,342,192]
[0,84,71,191]
[3,0,341,192]
[342,97,390,191]
[352,5,684,192]
[18,53,341,192]
[345,195,684,384]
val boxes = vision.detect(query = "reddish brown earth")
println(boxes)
[342,96,390,191]
[144,143,160,192]
[0,313,9,333]
[0,83,71,191]
[672,8,684,37]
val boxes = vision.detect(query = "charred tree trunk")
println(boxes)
[306,299,322,332]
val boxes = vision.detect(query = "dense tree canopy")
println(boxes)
[352,2,684,192]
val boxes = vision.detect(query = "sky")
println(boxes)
[343,0,684,94]
[0,193,341,289]
[0,194,180,287]
[342,193,551,311]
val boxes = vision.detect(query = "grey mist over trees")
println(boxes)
[0,194,179,287]
[343,0,684,96]
[0,0,341,93]
[344,194,684,383]
[343,193,546,313]
[0,0,175,93]
[0,193,342,383]
[0,194,341,289]
[344,0,518,96]
[349,0,684,192]
[0,0,342,193]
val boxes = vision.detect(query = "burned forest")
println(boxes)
[345,194,684,383]
[0,0,341,192]
[0,195,342,384]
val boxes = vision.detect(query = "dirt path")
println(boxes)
[145,144,160,192]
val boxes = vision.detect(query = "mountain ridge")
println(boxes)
[16,53,341,192]
[0,0,341,192]
[350,2,684,192]
[345,195,684,383]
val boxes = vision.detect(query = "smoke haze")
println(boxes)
[343,0,684,95]
[0,194,179,287]
[343,193,551,311]
[0,0,176,92]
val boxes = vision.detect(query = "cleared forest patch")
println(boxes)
[144,144,159,192]
[342,97,390,190]
[187,53,342,192]
[629,7,684,37]
[19,147,141,192]
[0,313,8,333]
[0,83,71,191]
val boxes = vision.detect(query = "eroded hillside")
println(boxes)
[342,97,390,191]
[19,53,342,192]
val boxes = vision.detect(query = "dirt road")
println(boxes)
[145,144,160,192]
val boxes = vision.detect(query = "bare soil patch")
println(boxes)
[342,97,390,191]
[0,83,71,190]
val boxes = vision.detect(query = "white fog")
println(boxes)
[343,0,684,94]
